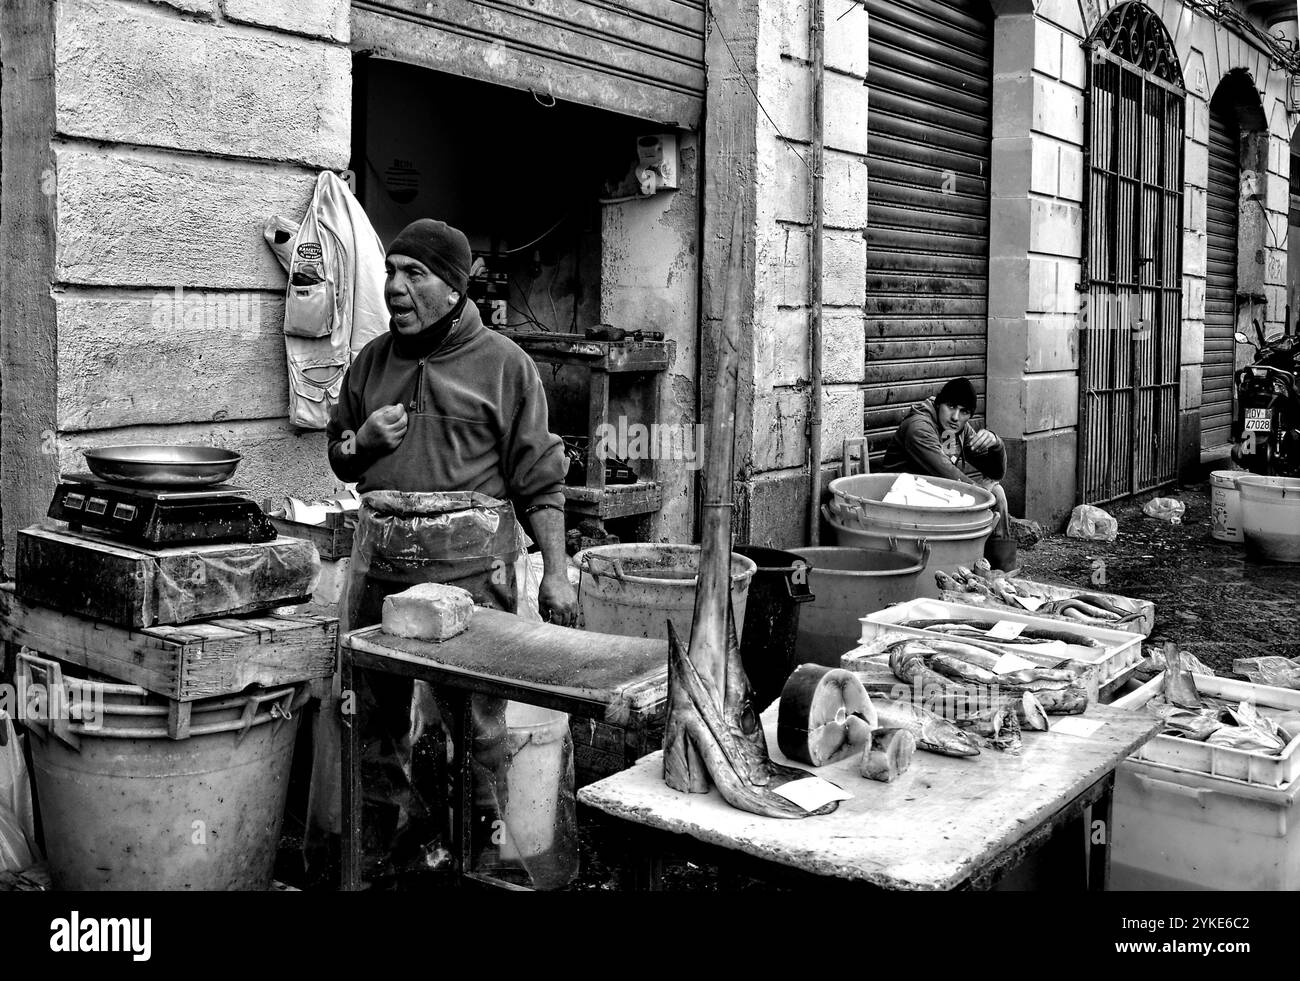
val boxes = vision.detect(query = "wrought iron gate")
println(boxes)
[1079,2,1185,504]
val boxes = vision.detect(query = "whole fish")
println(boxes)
[869,694,982,757]
[1204,727,1285,753]
[1146,702,1222,741]
[923,639,1002,671]
[887,641,960,691]
[901,618,1101,648]
[927,652,1002,686]
[999,666,1079,686]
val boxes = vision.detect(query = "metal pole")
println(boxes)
[807,0,826,544]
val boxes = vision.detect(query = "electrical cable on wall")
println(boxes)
[708,8,814,177]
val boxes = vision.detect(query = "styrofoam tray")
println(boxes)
[859,597,1143,687]
[938,577,1155,637]
[1111,672,1300,787]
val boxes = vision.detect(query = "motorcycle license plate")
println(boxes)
[1244,408,1272,433]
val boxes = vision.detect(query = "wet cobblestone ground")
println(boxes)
[1016,475,1299,671]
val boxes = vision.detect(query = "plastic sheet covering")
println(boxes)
[0,712,39,873]
[470,700,578,890]
[345,491,524,630]
[153,537,321,623]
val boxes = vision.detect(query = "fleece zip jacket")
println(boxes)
[325,301,567,511]
[880,397,1006,483]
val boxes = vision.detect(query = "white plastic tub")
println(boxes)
[856,597,1144,688]
[1235,474,1300,562]
[1109,672,1300,890]
[1111,759,1300,890]
[1111,672,1300,787]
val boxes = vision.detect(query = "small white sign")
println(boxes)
[772,777,853,812]
[1050,716,1105,738]
[1013,595,1046,612]
[987,620,1026,640]
[992,651,1039,674]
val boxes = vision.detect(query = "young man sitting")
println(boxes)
[880,377,1013,557]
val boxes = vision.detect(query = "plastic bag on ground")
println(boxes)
[1065,503,1118,542]
[1142,497,1185,525]
[1233,656,1300,690]
[0,712,40,873]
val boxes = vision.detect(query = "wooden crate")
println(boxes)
[0,584,337,701]
[570,699,666,787]
[269,512,355,561]
[16,525,320,628]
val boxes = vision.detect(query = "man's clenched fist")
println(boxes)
[356,403,408,452]
[967,428,1000,453]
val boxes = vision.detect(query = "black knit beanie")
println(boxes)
[937,377,977,413]
[386,218,472,294]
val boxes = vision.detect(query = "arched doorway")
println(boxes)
[863,0,994,457]
[1202,71,1268,457]
[1078,1,1185,504]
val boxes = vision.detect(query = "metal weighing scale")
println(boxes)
[48,473,277,547]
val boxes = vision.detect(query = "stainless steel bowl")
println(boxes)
[82,445,243,487]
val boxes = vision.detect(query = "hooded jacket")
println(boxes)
[325,300,567,511]
[880,396,1006,483]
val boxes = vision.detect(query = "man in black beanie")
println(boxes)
[321,218,577,880]
[326,217,575,625]
[880,376,1012,546]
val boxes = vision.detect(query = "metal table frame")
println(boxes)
[340,623,667,891]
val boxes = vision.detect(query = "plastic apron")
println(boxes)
[305,490,524,883]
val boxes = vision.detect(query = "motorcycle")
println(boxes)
[1230,320,1300,477]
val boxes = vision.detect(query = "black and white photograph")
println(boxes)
[0,0,1296,956]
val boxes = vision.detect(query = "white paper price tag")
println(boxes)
[992,651,1038,674]
[772,777,853,811]
[1012,595,1046,612]
[986,620,1026,640]
[1050,716,1104,738]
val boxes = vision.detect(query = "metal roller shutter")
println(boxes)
[863,0,994,453]
[1202,101,1239,452]
[350,0,706,129]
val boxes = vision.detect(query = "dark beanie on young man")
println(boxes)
[386,218,472,294]
[937,377,978,414]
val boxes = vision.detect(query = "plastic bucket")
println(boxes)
[1209,470,1244,543]
[733,546,816,710]
[822,505,994,598]
[574,544,757,642]
[19,653,303,891]
[1235,474,1300,562]
[486,700,578,890]
[789,544,928,667]
[825,495,995,534]
[828,473,996,525]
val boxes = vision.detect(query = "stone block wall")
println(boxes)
[988,0,1295,527]
[1,0,353,564]
[728,0,871,548]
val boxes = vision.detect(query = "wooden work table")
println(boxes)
[341,609,669,889]
[578,701,1162,891]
